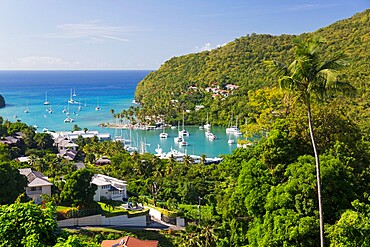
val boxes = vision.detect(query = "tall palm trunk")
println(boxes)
[307,102,324,246]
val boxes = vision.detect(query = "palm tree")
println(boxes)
[265,37,353,247]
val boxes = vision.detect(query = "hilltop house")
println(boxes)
[91,174,128,202]
[19,168,53,204]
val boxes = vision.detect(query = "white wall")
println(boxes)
[57,214,147,227]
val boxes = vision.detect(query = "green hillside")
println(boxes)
[134,9,369,129]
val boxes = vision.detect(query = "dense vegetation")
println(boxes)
[0,10,369,247]
[134,9,369,137]
[0,95,4,108]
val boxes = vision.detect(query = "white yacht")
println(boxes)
[228,139,235,144]
[159,132,168,138]
[205,131,217,140]
[95,97,100,111]
[43,92,50,105]
[178,129,189,136]
[179,111,189,136]
[174,135,183,143]
[204,112,211,129]
[64,116,73,123]
[68,89,78,104]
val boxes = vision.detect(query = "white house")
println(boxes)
[55,137,79,152]
[91,174,128,202]
[19,168,53,204]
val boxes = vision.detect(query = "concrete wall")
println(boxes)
[148,207,162,221]
[57,214,147,227]
[42,185,51,196]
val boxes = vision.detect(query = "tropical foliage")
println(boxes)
[134,9,369,139]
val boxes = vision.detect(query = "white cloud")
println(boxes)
[47,21,134,43]
[193,43,215,52]
[285,3,341,12]
[17,56,80,67]
[193,42,227,53]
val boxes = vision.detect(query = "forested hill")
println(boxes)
[0,95,5,108]
[134,9,369,126]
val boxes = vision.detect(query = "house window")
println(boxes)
[102,185,110,189]
[30,186,42,191]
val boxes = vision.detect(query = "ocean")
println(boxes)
[0,70,238,157]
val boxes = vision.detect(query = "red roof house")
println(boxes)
[101,236,158,247]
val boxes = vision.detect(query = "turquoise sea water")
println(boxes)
[0,70,238,157]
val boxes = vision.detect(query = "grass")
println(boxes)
[98,202,149,218]
[56,205,77,212]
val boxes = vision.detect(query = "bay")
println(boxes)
[0,70,238,157]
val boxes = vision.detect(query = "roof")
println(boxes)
[59,149,77,161]
[16,156,31,163]
[95,156,111,165]
[91,174,127,188]
[19,168,53,187]
[101,236,158,247]
[56,138,79,148]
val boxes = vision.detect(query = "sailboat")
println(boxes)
[78,99,82,111]
[159,121,168,138]
[68,89,78,104]
[64,115,73,123]
[178,111,189,136]
[64,102,73,123]
[95,97,100,111]
[226,114,241,135]
[43,92,50,105]
[174,122,184,143]
[24,100,29,113]
[73,87,77,97]
[47,105,53,114]
[227,134,235,144]
[204,112,211,129]
[205,130,217,140]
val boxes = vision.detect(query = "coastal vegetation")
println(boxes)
[0,95,5,108]
[134,9,369,138]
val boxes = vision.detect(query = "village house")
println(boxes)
[91,174,128,202]
[225,84,239,90]
[95,156,111,166]
[101,236,158,247]
[19,168,53,204]
[0,132,24,147]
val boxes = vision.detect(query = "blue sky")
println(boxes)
[0,1,368,70]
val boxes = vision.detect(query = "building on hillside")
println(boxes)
[0,132,23,147]
[225,84,239,90]
[57,130,111,141]
[91,174,127,202]
[16,156,31,163]
[95,156,111,166]
[59,149,78,161]
[55,137,79,152]
[19,168,53,204]
[101,236,158,247]
[54,137,79,161]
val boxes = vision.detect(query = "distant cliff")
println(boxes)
[0,95,5,108]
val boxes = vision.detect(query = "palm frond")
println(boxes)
[318,52,347,71]
[264,60,288,77]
